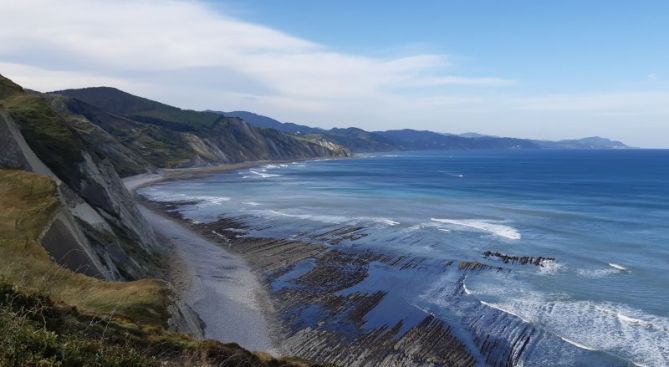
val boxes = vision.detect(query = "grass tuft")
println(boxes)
[0,170,169,326]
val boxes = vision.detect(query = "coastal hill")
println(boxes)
[224,110,324,135]
[54,86,350,175]
[222,110,632,151]
[0,74,324,365]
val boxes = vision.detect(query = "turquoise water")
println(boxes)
[141,150,669,366]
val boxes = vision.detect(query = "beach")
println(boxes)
[124,167,279,355]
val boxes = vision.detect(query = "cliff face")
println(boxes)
[1,74,349,280]
[55,87,350,174]
[0,77,161,281]
[0,74,327,366]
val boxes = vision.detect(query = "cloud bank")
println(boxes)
[0,0,667,147]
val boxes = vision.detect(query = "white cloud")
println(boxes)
[0,62,150,92]
[0,0,666,147]
[0,0,507,106]
[0,0,519,141]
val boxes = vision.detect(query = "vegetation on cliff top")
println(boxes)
[0,74,24,100]
[54,86,223,131]
[0,170,169,326]
[0,169,320,366]
[54,86,350,172]
[3,94,88,184]
[0,281,321,367]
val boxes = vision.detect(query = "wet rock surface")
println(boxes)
[145,199,627,367]
[483,250,555,267]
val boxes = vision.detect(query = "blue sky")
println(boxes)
[1,0,668,147]
[218,0,668,93]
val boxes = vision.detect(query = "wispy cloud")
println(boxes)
[517,92,669,113]
[0,0,666,147]
[0,0,507,108]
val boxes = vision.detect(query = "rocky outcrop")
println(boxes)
[0,79,163,280]
[483,250,555,267]
[458,261,504,272]
[151,209,479,366]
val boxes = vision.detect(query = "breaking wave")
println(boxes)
[243,169,281,179]
[140,190,230,205]
[465,275,669,367]
[430,218,521,240]
[609,263,629,271]
[254,209,350,224]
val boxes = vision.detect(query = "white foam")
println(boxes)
[247,169,280,178]
[617,313,655,328]
[356,216,400,226]
[195,195,231,205]
[405,224,424,231]
[609,263,629,271]
[577,267,618,278]
[559,336,597,351]
[479,300,533,324]
[538,259,564,274]
[462,276,669,367]
[141,191,230,205]
[430,218,521,240]
[242,201,261,206]
[381,219,400,226]
[462,282,473,295]
[257,209,349,224]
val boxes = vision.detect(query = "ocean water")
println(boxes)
[141,150,669,366]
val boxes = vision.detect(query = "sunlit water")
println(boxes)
[141,150,669,366]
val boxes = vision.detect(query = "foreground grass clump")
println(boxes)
[0,283,155,366]
[0,282,319,367]
[0,170,169,326]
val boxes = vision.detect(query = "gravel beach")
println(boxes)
[124,170,279,355]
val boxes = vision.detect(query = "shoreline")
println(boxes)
[124,164,283,355]
[124,155,354,193]
[123,160,274,192]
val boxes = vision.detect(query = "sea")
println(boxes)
[140,150,669,366]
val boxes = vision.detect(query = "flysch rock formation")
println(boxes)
[145,198,630,367]
[0,107,162,281]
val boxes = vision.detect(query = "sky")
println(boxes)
[0,0,667,147]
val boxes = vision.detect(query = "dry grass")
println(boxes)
[0,169,324,366]
[0,169,169,326]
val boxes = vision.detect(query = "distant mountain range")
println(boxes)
[223,111,632,152]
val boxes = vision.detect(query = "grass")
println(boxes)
[0,170,324,366]
[3,93,87,186]
[0,170,169,327]
[0,282,322,367]
[0,283,156,367]
[0,74,24,100]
